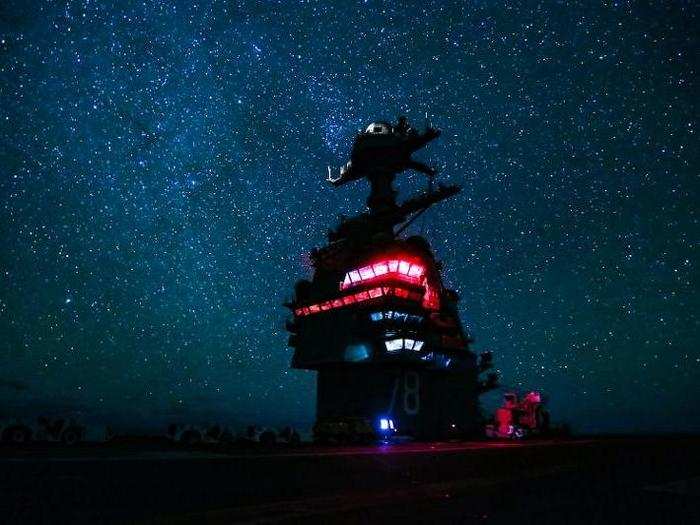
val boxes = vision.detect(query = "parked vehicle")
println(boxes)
[485,391,550,439]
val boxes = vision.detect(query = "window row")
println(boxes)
[384,338,424,353]
[370,311,423,323]
[340,259,425,290]
[294,286,423,317]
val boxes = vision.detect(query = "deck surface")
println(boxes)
[1,437,699,523]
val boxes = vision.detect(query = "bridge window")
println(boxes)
[384,338,424,353]
[340,259,426,291]
[294,286,425,317]
[370,311,422,323]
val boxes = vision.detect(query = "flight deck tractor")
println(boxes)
[485,391,551,439]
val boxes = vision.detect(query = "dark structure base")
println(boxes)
[317,365,481,440]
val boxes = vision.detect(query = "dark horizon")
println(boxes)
[1,1,698,435]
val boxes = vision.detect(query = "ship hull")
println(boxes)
[316,365,481,440]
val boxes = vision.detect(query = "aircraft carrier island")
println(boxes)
[286,117,498,441]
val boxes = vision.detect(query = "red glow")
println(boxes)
[294,285,423,317]
[340,258,426,290]
[423,280,440,310]
[293,255,443,317]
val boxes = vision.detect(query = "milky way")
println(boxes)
[1,1,697,432]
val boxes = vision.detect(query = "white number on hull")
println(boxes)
[403,371,420,415]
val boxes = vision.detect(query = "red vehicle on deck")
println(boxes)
[486,391,550,439]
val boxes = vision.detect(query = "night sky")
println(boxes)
[1,1,697,433]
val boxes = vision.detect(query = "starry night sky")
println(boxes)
[1,1,697,433]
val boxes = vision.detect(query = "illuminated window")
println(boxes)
[370,311,423,324]
[384,338,424,353]
[368,287,383,298]
[345,344,370,362]
[385,339,403,352]
[295,284,426,318]
[395,288,410,299]
[373,262,388,276]
[407,264,422,277]
[359,266,374,280]
[339,258,426,290]
[355,291,369,301]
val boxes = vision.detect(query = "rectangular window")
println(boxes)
[407,264,423,277]
[385,339,403,352]
[373,262,389,276]
[368,287,383,298]
[355,291,370,301]
[359,266,374,280]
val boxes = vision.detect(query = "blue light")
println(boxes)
[344,344,370,362]
[379,418,389,430]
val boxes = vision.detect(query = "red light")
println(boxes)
[339,258,426,290]
[295,284,423,317]
[423,281,440,310]
[368,287,383,298]
[355,291,369,301]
